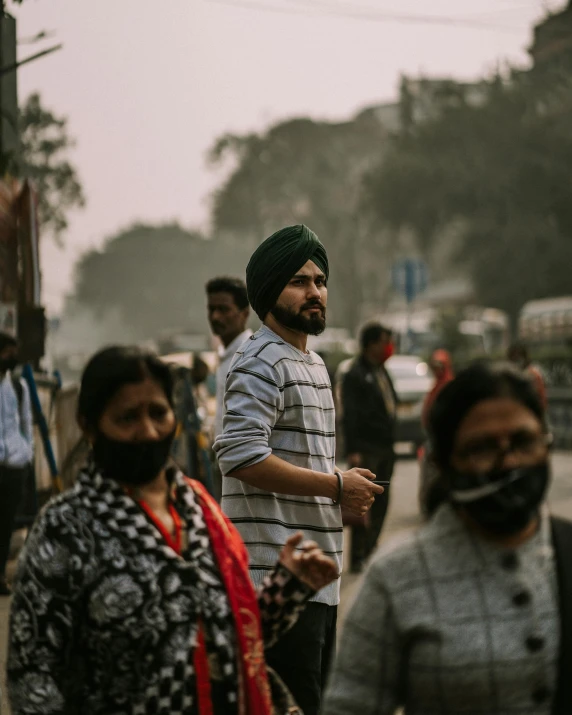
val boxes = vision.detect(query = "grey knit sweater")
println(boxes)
[324,503,559,715]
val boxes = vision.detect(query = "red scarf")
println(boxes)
[422,349,454,429]
[191,479,273,715]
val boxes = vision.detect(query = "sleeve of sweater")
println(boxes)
[257,563,314,650]
[213,355,283,476]
[322,560,404,715]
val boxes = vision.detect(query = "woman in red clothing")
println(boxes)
[421,349,455,430]
[8,346,338,715]
[418,350,454,518]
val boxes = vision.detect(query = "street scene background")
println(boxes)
[1,1,572,712]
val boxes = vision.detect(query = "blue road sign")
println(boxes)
[392,258,429,303]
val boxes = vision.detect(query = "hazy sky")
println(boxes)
[13,0,565,312]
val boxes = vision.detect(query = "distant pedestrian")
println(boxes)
[508,342,547,411]
[0,332,33,596]
[215,225,382,715]
[421,348,454,429]
[325,361,571,715]
[418,349,455,518]
[206,276,252,501]
[341,322,397,571]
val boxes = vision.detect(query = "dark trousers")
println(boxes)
[351,451,395,570]
[0,465,26,579]
[265,602,337,715]
[211,457,223,503]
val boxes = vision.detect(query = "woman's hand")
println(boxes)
[279,532,339,591]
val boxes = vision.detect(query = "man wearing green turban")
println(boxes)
[246,224,330,323]
[215,224,383,715]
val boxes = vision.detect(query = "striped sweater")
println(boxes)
[214,325,342,606]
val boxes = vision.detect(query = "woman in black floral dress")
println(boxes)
[7,346,338,715]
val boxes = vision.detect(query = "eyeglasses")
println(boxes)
[454,431,552,472]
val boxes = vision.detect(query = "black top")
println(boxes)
[341,356,398,455]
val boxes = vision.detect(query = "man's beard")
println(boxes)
[270,301,326,336]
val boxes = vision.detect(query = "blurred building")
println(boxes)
[0,179,45,363]
[530,1,572,67]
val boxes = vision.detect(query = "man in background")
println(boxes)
[206,277,252,501]
[507,342,547,411]
[0,332,33,595]
[341,322,397,571]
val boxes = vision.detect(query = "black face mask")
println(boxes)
[449,462,550,536]
[92,430,176,486]
[0,357,17,372]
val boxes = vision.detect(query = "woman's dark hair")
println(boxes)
[77,346,175,431]
[428,360,545,470]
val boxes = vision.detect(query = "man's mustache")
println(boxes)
[301,301,326,311]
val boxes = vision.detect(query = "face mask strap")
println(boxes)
[450,469,525,504]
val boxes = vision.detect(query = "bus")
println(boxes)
[518,296,572,346]
[379,306,509,358]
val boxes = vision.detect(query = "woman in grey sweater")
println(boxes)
[324,361,572,715]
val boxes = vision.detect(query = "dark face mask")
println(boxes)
[92,430,176,486]
[448,462,550,536]
[0,357,18,372]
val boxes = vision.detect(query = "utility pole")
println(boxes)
[0,3,60,360]
[0,2,19,173]
[0,1,18,331]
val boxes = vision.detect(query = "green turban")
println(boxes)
[246,225,329,320]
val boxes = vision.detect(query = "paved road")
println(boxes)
[1,453,571,711]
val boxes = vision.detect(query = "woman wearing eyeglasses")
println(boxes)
[324,361,572,715]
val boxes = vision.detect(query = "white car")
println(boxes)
[385,354,433,451]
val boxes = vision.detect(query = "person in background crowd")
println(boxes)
[215,225,383,715]
[418,349,455,518]
[341,322,397,571]
[190,353,213,434]
[8,345,339,715]
[324,361,572,715]
[0,332,33,596]
[206,277,252,501]
[421,348,454,429]
[508,342,547,411]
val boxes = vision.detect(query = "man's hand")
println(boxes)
[279,532,340,591]
[340,468,384,516]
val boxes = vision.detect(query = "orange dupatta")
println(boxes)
[190,479,273,715]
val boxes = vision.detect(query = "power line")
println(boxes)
[286,0,526,28]
[469,4,543,16]
[0,44,63,77]
[207,0,527,31]
[284,0,531,20]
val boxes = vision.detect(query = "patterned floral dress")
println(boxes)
[7,466,314,715]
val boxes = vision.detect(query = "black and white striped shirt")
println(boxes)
[215,325,342,606]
